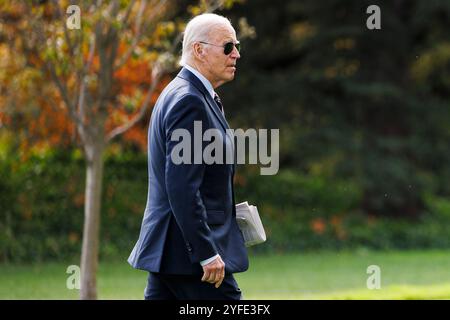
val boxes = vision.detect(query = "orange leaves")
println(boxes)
[310,214,347,239]
[68,232,80,244]
[1,0,177,155]
[234,172,247,187]
[310,217,326,235]
[123,126,147,150]
[330,215,347,240]
[114,53,152,96]
[330,215,343,227]
[73,192,85,208]
[106,48,170,150]
[0,107,9,127]
[30,97,75,148]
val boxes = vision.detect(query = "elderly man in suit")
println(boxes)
[128,13,248,300]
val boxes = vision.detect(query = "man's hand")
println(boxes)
[201,255,225,288]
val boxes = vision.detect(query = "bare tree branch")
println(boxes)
[108,0,121,19]
[205,0,225,13]
[114,0,167,70]
[17,2,95,146]
[53,0,75,55]
[76,33,96,142]
[44,61,91,137]
[121,0,137,27]
[105,68,162,142]
[16,7,75,116]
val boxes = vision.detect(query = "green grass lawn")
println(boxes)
[1,249,450,299]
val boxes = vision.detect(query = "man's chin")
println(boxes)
[217,73,235,86]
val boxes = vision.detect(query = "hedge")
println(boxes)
[1,150,450,263]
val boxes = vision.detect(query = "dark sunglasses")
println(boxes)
[199,41,241,55]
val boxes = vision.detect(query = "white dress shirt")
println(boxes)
[184,64,216,99]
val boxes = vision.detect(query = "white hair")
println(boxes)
[180,13,233,66]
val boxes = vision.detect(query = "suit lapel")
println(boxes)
[177,68,236,172]
[177,68,230,132]
[203,93,236,170]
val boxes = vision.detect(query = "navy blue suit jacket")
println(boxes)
[128,67,249,275]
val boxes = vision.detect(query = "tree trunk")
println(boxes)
[80,144,105,300]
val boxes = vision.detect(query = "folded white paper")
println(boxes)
[235,201,267,247]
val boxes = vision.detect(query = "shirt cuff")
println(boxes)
[200,254,220,266]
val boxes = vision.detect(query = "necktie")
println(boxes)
[213,93,225,116]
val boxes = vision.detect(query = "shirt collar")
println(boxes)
[184,64,216,99]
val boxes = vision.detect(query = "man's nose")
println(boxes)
[231,46,240,59]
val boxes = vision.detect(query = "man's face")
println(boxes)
[202,24,240,88]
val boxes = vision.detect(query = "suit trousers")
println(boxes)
[144,272,243,300]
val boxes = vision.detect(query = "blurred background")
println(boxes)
[0,0,449,299]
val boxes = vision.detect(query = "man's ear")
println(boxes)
[193,42,205,60]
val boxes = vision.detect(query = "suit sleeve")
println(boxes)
[164,94,218,264]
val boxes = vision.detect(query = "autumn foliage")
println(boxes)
[0,1,174,156]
